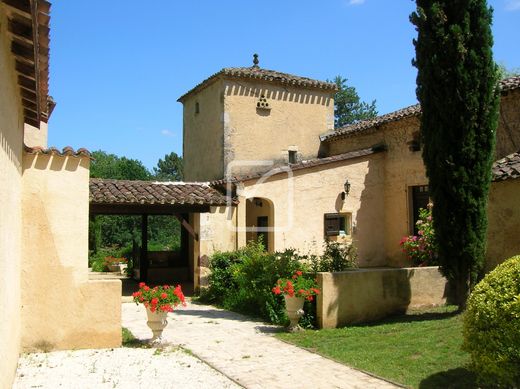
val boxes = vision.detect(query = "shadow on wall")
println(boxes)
[27,154,85,172]
[353,155,386,267]
[224,84,332,106]
[324,269,413,327]
[0,129,22,170]
[319,267,450,328]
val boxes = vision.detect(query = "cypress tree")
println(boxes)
[411,0,499,309]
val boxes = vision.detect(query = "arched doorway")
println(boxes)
[245,197,274,252]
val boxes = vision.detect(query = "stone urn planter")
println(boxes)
[118,263,128,275]
[107,263,120,272]
[146,307,168,342]
[284,295,305,332]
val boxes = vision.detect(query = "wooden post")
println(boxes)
[140,214,149,282]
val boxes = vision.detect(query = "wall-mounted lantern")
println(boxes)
[341,179,351,200]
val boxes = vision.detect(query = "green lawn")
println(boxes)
[277,306,477,388]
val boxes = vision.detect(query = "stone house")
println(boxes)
[1,0,519,385]
[0,2,120,387]
[178,59,520,287]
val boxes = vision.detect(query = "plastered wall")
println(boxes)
[223,80,334,174]
[486,179,520,270]
[193,206,237,289]
[326,98,520,269]
[24,121,48,148]
[316,267,448,328]
[183,80,224,181]
[21,154,121,351]
[182,77,335,181]
[240,155,387,267]
[0,7,23,388]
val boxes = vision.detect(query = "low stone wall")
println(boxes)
[316,267,448,328]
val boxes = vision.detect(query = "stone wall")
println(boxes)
[0,7,23,387]
[21,153,121,351]
[486,179,520,270]
[496,89,520,160]
[316,267,448,328]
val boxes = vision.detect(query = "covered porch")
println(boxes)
[89,178,236,291]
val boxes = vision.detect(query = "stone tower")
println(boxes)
[179,56,336,181]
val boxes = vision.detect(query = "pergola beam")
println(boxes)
[89,203,210,216]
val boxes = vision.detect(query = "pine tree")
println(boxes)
[411,0,499,309]
[330,76,377,128]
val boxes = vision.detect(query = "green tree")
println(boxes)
[330,75,377,128]
[153,152,183,181]
[89,150,181,258]
[90,150,151,180]
[496,62,520,79]
[411,0,500,309]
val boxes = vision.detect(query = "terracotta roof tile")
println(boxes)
[211,146,384,185]
[500,76,520,93]
[25,145,91,158]
[320,104,421,142]
[178,66,337,102]
[321,76,520,143]
[492,151,520,181]
[90,179,235,206]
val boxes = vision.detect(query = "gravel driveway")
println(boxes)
[13,346,241,389]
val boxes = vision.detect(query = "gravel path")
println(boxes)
[13,346,241,389]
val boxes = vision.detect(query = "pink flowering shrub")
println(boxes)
[399,204,438,266]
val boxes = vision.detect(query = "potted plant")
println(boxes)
[272,270,320,331]
[132,282,186,341]
[103,256,128,273]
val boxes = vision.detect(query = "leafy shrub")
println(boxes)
[202,240,361,326]
[226,243,306,324]
[201,241,308,324]
[462,255,520,387]
[198,250,242,304]
[309,240,357,272]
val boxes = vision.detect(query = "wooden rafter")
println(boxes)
[3,0,51,128]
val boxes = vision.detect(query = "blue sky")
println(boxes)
[48,0,520,169]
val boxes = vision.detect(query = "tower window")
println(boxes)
[195,102,200,114]
[288,150,297,164]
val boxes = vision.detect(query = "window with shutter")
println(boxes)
[324,213,352,237]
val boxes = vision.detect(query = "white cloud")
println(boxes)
[348,0,366,5]
[160,129,175,137]
[506,0,520,11]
